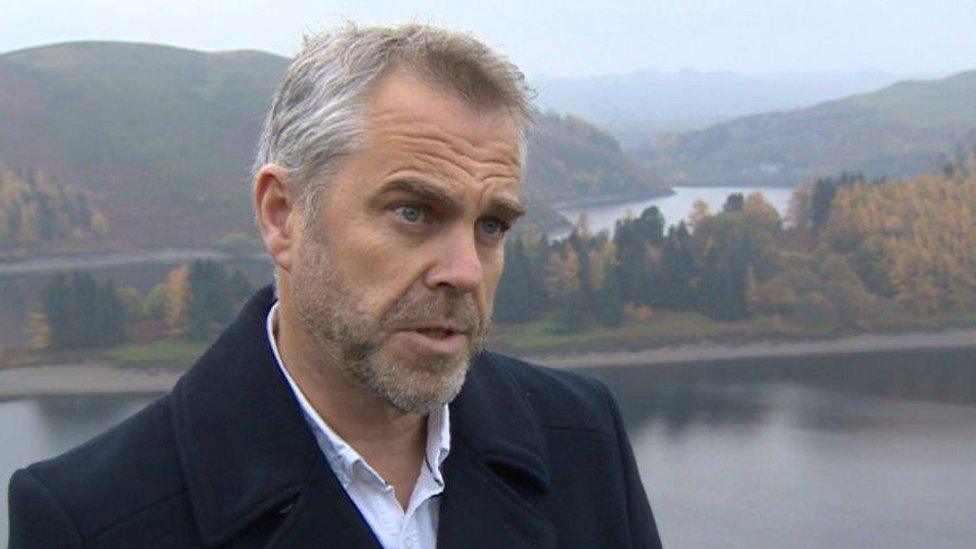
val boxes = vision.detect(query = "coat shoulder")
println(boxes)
[481,351,617,436]
[15,395,186,542]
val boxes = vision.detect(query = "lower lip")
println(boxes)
[396,330,468,355]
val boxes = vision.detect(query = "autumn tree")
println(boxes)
[163,265,190,337]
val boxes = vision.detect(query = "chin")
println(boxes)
[364,344,473,414]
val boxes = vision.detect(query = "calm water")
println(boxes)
[556,185,794,237]
[3,346,975,547]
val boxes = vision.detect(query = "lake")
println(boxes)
[3,345,974,547]
[555,185,795,238]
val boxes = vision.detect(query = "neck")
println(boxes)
[274,294,428,508]
[273,294,428,508]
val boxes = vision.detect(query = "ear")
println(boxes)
[254,164,298,273]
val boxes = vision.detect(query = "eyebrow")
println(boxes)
[378,178,527,221]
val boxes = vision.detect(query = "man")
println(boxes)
[8,24,661,548]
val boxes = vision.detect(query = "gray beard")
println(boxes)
[290,237,489,415]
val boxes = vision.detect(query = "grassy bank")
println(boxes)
[3,339,208,370]
[489,309,976,356]
[4,310,975,370]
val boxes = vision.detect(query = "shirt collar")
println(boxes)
[266,301,451,488]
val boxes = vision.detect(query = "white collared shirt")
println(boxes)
[267,302,450,549]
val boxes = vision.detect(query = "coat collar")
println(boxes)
[171,284,554,547]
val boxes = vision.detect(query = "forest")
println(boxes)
[18,149,976,355]
[495,160,976,337]
[27,260,253,351]
[0,163,106,259]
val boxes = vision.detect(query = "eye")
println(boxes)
[478,217,510,238]
[394,204,428,224]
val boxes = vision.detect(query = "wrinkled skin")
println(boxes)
[284,70,524,414]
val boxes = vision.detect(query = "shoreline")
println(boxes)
[0,247,268,275]
[1,327,973,398]
[529,327,976,370]
[551,187,675,211]
[0,362,180,399]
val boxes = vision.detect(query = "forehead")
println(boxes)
[362,70,522,173]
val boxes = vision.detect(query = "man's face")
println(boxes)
[289,71,524,414]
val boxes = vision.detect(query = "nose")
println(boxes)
[424,227,484,293]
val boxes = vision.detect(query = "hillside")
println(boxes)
[533,69,916,148]
[643,70,976,186]
[526,112,661,208]
[0,41,660,254]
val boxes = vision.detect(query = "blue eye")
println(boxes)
[479,218,509,237]
[395,205,426,223]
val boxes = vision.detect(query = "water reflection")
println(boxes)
[581,346,976,548]
[2,347,975,547]
[618,382,771,439]
[33,395,160,449]
[590,347,976,421]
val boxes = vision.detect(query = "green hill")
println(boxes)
[0,41,285,251]
[645,70,976,186]
[0,41,660,253]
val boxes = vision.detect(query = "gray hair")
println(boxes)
[252,23,534,217]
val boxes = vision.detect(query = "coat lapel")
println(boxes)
[437,441,556,548]
[266,460,381,549]
[171,285,378,547]
[172,285,556,547]
[438,352,557,548]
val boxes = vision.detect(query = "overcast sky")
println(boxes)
[2,0,974,78]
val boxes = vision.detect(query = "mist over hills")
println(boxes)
[642,70,976,187]
[533,69,924,148]
[3,40,970,256]
[0,42,285,252]
[0,41,659,254]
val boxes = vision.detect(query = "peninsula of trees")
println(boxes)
[495,158,976,344]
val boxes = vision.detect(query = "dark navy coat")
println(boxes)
[8,285,662,548]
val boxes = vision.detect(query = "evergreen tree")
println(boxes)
[810,177,837,231]
[496,237,540,323]
[42,272,70,349]
[656,222,696,310]
[596,265,624,327]
[613,208,662,306]
[93,279,127,347]
[226,267,255,306]
[638,206,665,244]
[722,193,745,213]
[187,259,234,339]
[553,229,598,332]
[41,271,127,349]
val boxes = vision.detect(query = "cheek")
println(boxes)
[342,235,421,310]
[480,251,505,300]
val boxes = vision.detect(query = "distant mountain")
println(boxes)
[642,70,976,186]
[0,41,660,254]
[532,69,922,148]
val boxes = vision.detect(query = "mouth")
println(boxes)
[414,327,460,338]
[397,326,469,355]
